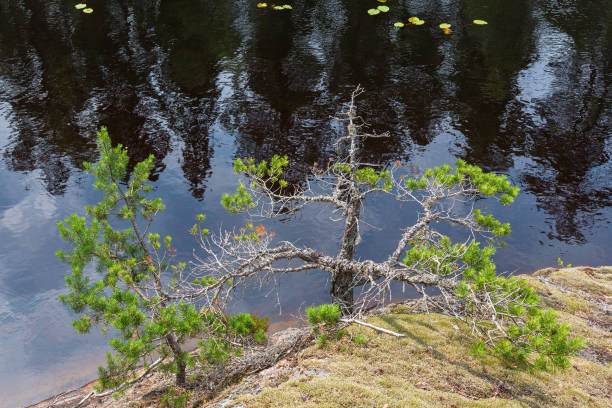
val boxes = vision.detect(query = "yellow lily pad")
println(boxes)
[75,3,86,9]
[413,19,425,25]
[367,8,380,15]
[377,0,387,2]
[439,23,451,29]
[473,19,488,25]
[83,8,93,13]
[394,22,405,27]
[408,16,420,23]
[377,5,389,12]
[257,3,267,7]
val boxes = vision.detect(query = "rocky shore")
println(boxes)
[30,266,611,408]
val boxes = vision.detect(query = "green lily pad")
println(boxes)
[75,3,86,9]
[83,8,93,13]
[282,4,292,9]
[473,19,488,25]
[273,6,284,10]
[367,8,380,15]
[439,23,451,29]
[377,5,389,12]
[394,22,405,27]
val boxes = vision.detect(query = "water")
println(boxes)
[0,0,610,406]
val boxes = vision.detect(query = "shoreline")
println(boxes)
[26,318,307,408]
[28,266,611,408]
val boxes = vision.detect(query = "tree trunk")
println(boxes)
[175,359,186,386]
[334,192,361,315]
[331,270,354,314]
[166,334,186,386]
[332,89,362,316]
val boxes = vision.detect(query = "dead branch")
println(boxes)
[339,318,407,338]
[73,357,163,408]
[194,328,312,401]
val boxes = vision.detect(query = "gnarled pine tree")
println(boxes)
[197,86,584,370]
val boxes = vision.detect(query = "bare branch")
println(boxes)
[73,357,163,408]
[339,318,407,337]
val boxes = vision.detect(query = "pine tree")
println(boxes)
[57,127,264,393]
[203,87,584,370]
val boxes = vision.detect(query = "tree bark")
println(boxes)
[334,186,361,314]
[166,334,187,386]
[176,359,186,387]
[331,269,354,314]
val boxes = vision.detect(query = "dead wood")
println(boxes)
[193,327,313,403]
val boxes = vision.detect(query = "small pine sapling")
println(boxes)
[57,128,266,395]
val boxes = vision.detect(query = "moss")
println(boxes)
[226,267,611,408]
[533,266,612,300]
[228,312,610,407]
[524,276,593,313]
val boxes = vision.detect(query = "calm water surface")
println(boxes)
[0,0,610,406]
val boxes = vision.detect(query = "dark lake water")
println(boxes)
[0,0,610,406]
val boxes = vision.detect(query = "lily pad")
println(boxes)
[367,8,380,15]
[83,8,93,13]
[282,4,292,9]
[273,6,284,10]
[257,3,267,7]
[473,19,488,25]
[75,3,86,9]
[377,5,389,12]
[413,19,424,25]
[408,16,420,23]
[394,22,405,27]
[439,23,451,29]
[442,28,452,35]
[377,0,387,2]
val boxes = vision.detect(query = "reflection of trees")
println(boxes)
[330,0,450,151]
[0,0,609,241]
[452,0,534,169]
[0,0,90,194]
[211,0,611,246]
[0,0,225,197]
[225,0,327,176]
[155,0,240,198]
[445,0,611,243]
[228,0,446,173]
[513,0,612,243]
[0,0,168,188]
